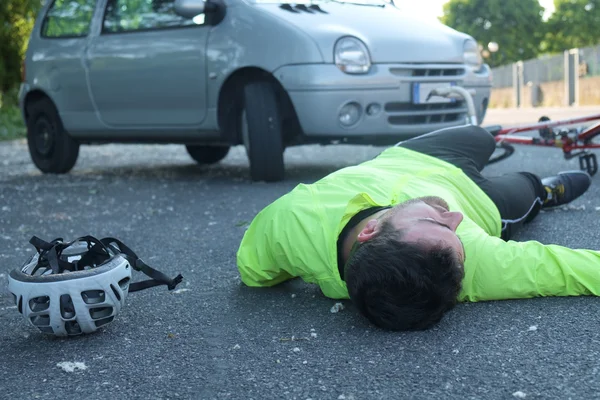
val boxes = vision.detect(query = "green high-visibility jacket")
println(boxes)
[237,146,600,301]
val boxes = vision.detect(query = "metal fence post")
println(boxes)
[564,48,580,106]
[512,61,524,108]
[573,49,580,106]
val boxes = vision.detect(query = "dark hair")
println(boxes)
[344,220,464,331]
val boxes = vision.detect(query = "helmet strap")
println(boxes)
[100,237,184,292]
[27,235,184,293]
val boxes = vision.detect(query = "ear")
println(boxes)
[357,219,380,243]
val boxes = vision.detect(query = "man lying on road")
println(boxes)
[236,125,595,331]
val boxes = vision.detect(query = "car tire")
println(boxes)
[241,81,285,182]
[186,145,230,164]
[26,98,79,174]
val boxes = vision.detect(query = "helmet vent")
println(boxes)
[60,294,76,319]
[17,296,23,314]
[110,284,121,301]
[30,315,50,326]
[65,321,82,335]
[118,277,130,291]
[89,306,113,320]
[81,290,106,304]
[95,316,114,328]
[29,296,50,313]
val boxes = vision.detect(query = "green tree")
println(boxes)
[543,0,600,53]
[0,0,44,103]
[441,0,546,67]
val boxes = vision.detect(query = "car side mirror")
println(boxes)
[174,0,206,18]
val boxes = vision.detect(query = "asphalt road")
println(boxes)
[2,107,600,400]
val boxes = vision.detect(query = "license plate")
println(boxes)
[412,82,456,104]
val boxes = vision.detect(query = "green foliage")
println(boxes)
[0,0,39,139]
[0,105,26,141]
[0,0,44,98]
[543,0,600,53]
[441,0,546,67]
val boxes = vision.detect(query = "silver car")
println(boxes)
[20,0,492,182]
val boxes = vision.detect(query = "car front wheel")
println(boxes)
[26,98,79,174]
[241,81,285,182]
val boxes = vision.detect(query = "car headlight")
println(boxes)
[463,39,482,68]
[334,36,371,74]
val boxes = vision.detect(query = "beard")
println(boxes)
[378,196,452,226]
[417,195,450,211]
[393,195,450,212]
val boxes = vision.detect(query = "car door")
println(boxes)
[31,0,98,131]
[85,0,209,127]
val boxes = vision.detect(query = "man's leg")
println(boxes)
[478,171,592,239]
[477,172,546,240]
[396,125,496,174]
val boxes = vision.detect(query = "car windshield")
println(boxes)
[249,0,388,6]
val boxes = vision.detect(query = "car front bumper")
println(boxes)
[274,63,492,144]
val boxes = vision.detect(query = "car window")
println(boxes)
[103,0,197,33]
[42,0,97,38]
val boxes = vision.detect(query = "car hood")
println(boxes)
[255,2,469,64]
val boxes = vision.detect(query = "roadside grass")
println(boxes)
[0,105,26,141]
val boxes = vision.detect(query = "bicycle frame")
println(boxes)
[490,113,600,175]
[426,86,600,175]
[493,113,600,153]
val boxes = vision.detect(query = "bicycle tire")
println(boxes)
[487,142,515,165]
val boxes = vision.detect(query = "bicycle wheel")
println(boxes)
[487,142,515,165]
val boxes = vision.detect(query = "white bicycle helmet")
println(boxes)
[7,235,183,337]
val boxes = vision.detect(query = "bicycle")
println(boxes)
[428,87,600,176]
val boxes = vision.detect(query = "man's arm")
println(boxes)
[458,224,600,302]
[235,188,348,298]
[237,261,295,287]
[236,209,296,287]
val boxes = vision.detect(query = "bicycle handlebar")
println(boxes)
[426,86,478,126]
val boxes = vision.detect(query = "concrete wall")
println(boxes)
[489,87,514,108]
[579,76,600,105]
[535,81,565,107]
[490,76,600,108]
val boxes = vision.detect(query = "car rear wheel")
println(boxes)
[185,145,230,164]
[241,81,285,182]
[26,98,79,174]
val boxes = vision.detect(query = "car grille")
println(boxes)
[412,68,465,77]
[383,65,469,125]
[385,101,467,125]
[389,66,466,78]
